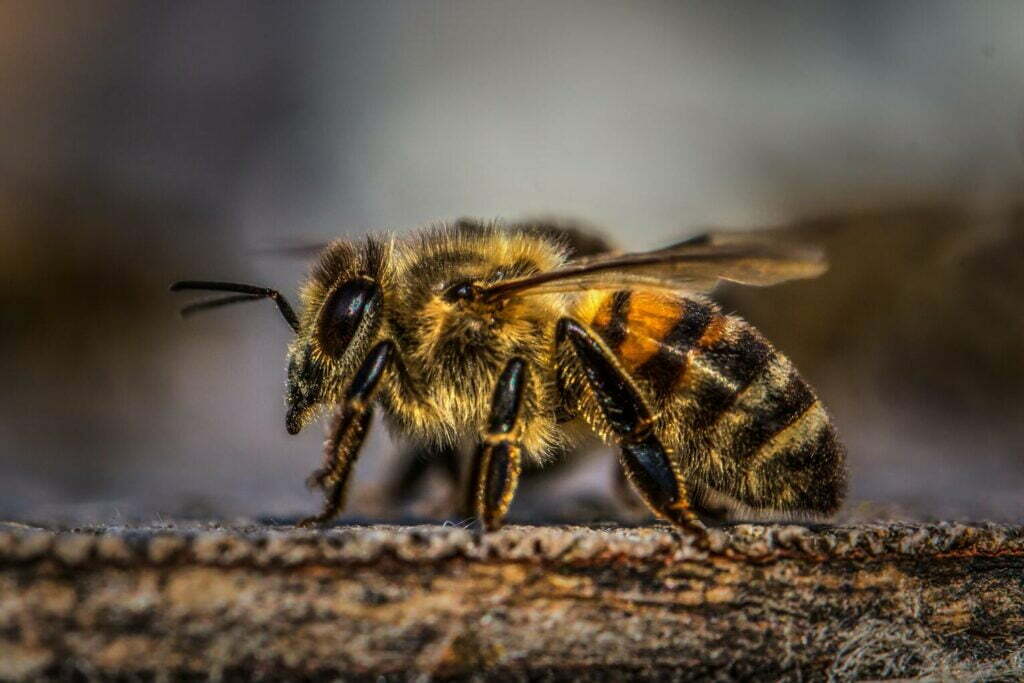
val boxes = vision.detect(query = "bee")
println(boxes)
[172,219,845,538]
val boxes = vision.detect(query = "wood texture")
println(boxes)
[1,521,1023,681]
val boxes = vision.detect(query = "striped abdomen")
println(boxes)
[578,289,845,516]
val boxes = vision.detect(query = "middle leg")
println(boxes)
[468,357,528,531]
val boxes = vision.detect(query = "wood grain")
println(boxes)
[1,521,1022,681]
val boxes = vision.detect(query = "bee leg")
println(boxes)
[298,340,395,528]
[613,464,726,524]
[556,318,706,538]
[468,357,527,531]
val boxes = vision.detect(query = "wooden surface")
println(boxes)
[1,521,1023,681]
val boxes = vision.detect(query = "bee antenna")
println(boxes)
[170,280,300,332]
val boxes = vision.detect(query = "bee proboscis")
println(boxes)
[172,219,846,540]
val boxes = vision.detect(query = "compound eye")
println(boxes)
[317,277,382,358]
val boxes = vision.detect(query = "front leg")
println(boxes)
[556,318,705,537]
[299,340,395,527]
[468,357,527,531]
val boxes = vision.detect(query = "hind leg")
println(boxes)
[555,318,705,537]
[613,465,731,524]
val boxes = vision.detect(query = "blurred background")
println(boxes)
[3,1,1023,524]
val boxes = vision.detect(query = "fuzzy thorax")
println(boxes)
[285,222,573,456]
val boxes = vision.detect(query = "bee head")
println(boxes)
[285,238,388,434]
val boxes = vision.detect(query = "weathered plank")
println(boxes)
[1,521,1022,681]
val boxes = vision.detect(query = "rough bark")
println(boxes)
[1,521,1023,681]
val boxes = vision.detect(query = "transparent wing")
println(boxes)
[480,233,827,300]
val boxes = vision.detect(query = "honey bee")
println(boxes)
[172,219,845,538]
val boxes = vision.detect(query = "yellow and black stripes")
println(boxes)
[701,349,845,513]
[721,360,817,463]
[634,299,713,397]
[591,290,632,350]
[767,425,844,512]
[577,288,845,516]
[691,326,774,424]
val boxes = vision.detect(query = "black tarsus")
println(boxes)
[620,434,680,510]
[170,280,300,332]
[482,443,515,521]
